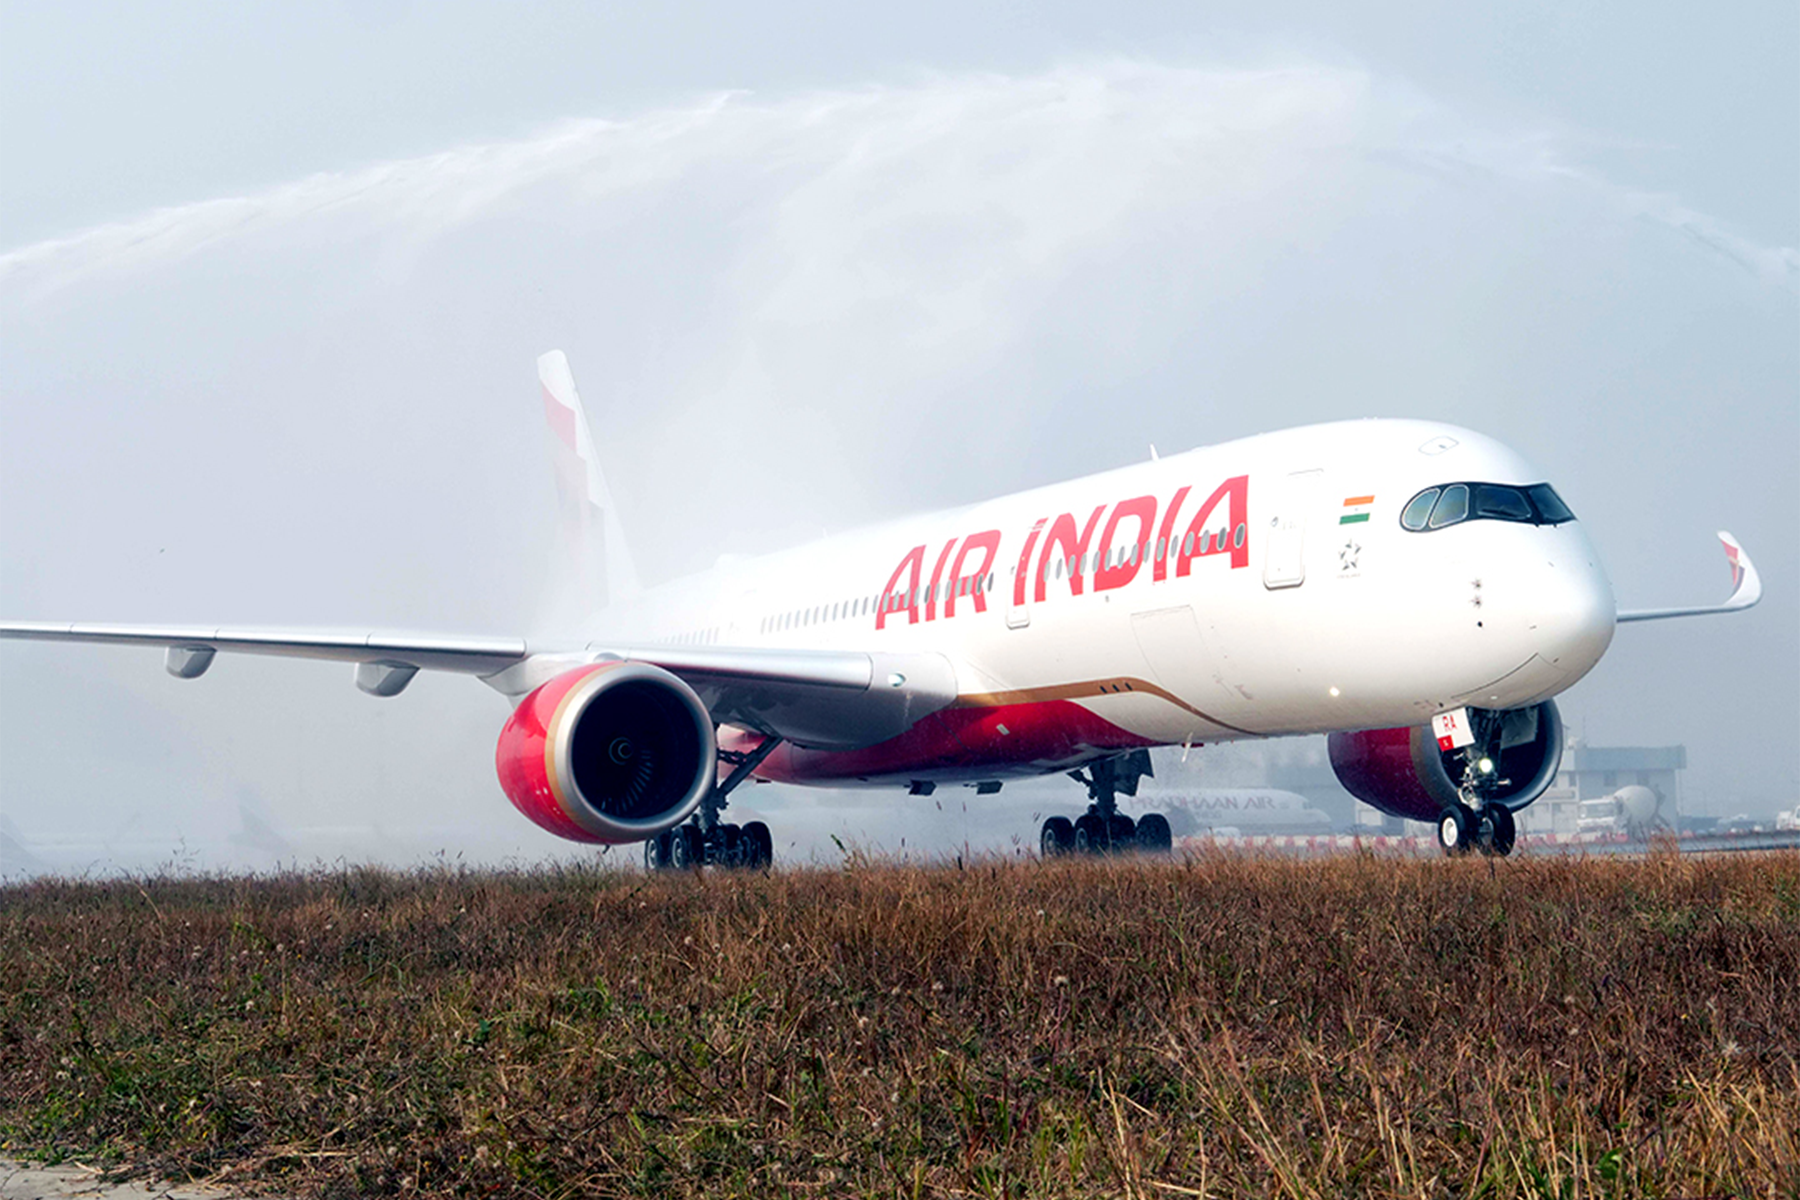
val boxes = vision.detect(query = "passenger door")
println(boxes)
[1262,469,1323,590]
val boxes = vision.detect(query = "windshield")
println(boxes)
[1399,482,1575,531]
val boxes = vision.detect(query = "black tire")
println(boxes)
[670,824,704,869]
[742,821,774,870]
[644,831,672,872]
[1135,813,1173,853]
[1436,805,1474,856]
[1040,816,1075,858]
[1108,813,1137,850]
[1488,805,1517,857]
[1073,812,1106,855]
[720,823,744,868]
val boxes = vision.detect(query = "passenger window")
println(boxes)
[1428,484,1469,529]
[1401,488,1439,531]
[1474,484,1532,522]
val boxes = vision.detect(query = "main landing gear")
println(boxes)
[1039,751,1174,857]
[645,735,781,872]
[1435,712,1519,858]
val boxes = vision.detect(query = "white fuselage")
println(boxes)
[581,419,1616,785]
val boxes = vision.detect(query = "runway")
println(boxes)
[1174,828,1800,857]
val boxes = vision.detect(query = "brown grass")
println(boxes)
[2,850,1797,1198]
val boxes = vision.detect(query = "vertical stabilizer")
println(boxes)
[537,350,641,611]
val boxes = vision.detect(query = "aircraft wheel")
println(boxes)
[670,824,705,869]
[1487,805,1517,857]
[1135,813,1173,854]
[644,831,672,872]
[1436,805,1475,856]
[719,823,745,868]
[1040,816,1075,858]
[1073,812,1106,854]
[1108,813,1137,851]
[742,821,774,870]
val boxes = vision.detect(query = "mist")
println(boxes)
[2,59,1794,878]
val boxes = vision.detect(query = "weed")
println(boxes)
[1,853,1795,1197]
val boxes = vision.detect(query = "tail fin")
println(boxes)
[537,350,641,611]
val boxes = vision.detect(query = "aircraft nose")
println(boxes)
[1529,534,1616,684]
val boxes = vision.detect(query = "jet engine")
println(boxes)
[495,662,717,844]
[1327,700,1563,824]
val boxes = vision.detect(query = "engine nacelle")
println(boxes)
[495,662,717,844]
[1328,700,1563,823]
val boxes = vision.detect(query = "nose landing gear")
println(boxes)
[1040,752,1174,857]
[1435,715,1520,858]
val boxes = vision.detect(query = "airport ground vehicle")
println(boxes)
[1,353,1760,863]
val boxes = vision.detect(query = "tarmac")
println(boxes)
[0,1161,261,1200]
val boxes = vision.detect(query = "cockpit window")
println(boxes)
[1400,488,1439,531]
[1427,483,1469,528]
[1474,483,1532,521]
[1527,484,1574,523]
[1401,481,1576,531]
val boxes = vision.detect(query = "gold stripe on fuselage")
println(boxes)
[952,676,1256,736]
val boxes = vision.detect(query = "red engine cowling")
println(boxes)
[495,662,717,844]
[1327,700,1563,823]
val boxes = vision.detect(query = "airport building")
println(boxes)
[1520,740,1686,835]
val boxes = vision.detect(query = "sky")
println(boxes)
[1,1,1795,876]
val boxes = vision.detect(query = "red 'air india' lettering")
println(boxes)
[874,476,1249,632]
[924,539,957,622]
[1035,506,1106,602]
[1174,475,1250,575]
[1012,519,1046,607]
[944,530,1001,618]
[1094,495,1158,592]
[875,544,925,629]
[1153,485,1191,582]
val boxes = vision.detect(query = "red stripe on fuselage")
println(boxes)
[733,698,1155,785]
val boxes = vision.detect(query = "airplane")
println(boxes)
[1153,789,1334,838]
[1,352,1763,868]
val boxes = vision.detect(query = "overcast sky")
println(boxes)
[2,1,1795,876]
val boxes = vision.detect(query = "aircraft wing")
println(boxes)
[0,622,529,675]
[0,622,958,750]
[1616,531,1763,623]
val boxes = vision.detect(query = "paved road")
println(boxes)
[0,1161,264,1200]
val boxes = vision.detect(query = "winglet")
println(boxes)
[1617,531,1762,623]
[538,350,641,608]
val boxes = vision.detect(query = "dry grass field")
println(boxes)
[2,850,1796,1199]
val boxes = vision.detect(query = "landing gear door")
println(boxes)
[1263,468,1322,590]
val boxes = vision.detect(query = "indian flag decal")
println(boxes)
[1339,495,1374,524]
